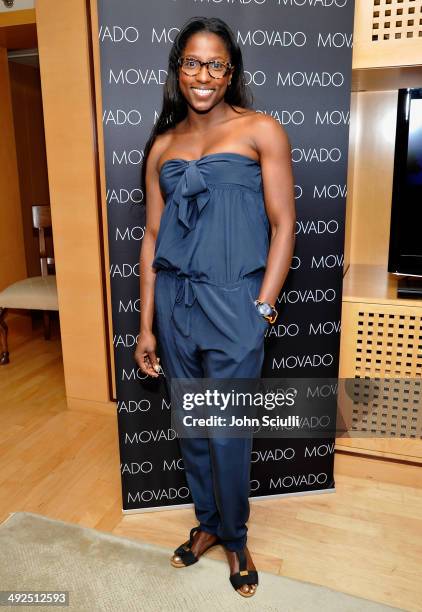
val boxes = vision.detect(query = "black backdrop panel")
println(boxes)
[96,0,355,510]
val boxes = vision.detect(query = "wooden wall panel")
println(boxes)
[88,0,116,399]
[347,90,398,266]
[343,91,358,275]
[36,0,113,411]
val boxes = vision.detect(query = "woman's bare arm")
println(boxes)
[134,137,167,377]
[139,142,165,333]
[253,114,296,307]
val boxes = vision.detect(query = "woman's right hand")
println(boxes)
[134,330,161,378]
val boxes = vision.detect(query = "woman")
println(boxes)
[134,16,295,598]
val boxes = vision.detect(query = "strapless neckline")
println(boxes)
[159,151,260,176]
[153,147,269,275]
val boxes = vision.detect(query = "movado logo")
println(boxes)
[279,0,349,6]
[121,461,153,474]
[251,448,295,462]
[118,399,151,413]
[237,30,306,47]
[99,25,139,43]
[128,487,190,503]
[257,109,305,126]
[102,109,142,126]
[112,150,144,166]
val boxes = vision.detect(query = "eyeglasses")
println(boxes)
[178,56,233,79]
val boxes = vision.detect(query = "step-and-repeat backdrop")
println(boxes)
[96,0,355,511]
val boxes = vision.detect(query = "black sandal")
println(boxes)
[170,526,220,568]
[229,549,259,597]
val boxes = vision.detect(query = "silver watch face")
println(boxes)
[256,302,272,316]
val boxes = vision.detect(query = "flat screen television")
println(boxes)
[388,87,422,296]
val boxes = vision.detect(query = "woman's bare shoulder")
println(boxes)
[251,112,289,137]
[249,113,291,154]
[147,131,174,170]
[230,107,286,135]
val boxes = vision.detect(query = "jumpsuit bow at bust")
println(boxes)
[173,161,211,237]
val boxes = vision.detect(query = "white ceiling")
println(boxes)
[2,1,37,65]
[0,0,34,12]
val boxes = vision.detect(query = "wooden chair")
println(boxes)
[0,205,59,365]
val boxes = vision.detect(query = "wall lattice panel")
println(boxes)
[339,301,422,443]
[372,0,422,42]
[355,309,422,378]
[353,0,422,68]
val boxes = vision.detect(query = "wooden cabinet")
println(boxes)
[337,264,422,463]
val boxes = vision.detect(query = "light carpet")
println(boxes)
[0,512,405,612]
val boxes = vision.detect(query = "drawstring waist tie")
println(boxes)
[157,269,264,337]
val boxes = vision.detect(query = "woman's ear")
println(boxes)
[228,66,234,86]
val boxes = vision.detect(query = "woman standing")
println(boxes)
[135,16,295,598]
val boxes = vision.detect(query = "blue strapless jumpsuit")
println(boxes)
[152,152,270,552]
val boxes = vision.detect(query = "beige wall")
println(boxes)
[0,46,26,292]
[89,0,116,399]
[9,60,51,278]
[0,1,34,12]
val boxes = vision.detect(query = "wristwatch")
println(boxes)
[254,299,278,324]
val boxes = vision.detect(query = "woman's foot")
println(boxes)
[171,529,219,567]
[224,546,258,597]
